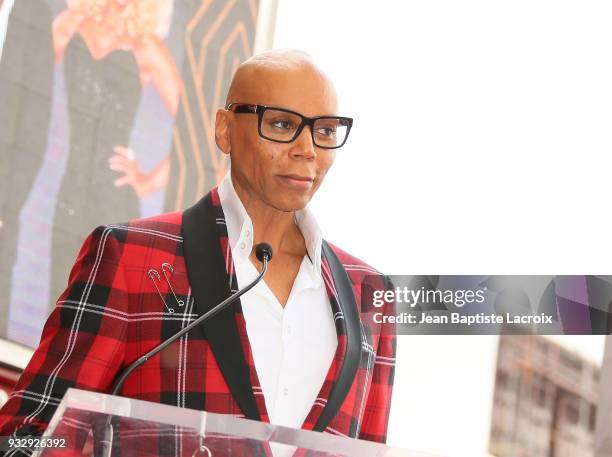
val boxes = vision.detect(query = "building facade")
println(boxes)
[490,335,599,457]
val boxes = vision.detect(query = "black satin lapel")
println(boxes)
[181,192,261,421]
[314,241,362,432]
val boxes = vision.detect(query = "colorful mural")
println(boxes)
[0,0,260,346]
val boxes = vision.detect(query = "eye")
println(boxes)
[268,119,296,130]
[315,126,337,137]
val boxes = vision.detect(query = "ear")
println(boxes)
[215,109,231,155]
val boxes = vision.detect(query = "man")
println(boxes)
[0,49,396,451]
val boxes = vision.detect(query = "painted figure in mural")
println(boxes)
[49,0,182,301]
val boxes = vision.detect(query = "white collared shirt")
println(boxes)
[217,171,338,429]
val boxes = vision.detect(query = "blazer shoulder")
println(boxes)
[105,211,184,242]
[325,241,381,280]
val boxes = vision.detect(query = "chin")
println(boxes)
[271,194,311,212]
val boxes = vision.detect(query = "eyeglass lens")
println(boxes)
[260,108,350,148]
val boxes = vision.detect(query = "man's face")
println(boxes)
[218,64,338,212]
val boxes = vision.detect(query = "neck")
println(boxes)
[232,180,306,261]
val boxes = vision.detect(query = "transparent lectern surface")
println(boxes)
[33,388,431,457]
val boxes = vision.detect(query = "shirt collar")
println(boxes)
[217,171,323,284]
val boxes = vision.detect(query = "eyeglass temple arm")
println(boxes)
[225,103,259,114]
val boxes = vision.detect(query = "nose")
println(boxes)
[289,125,316,160]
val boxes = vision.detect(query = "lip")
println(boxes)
[277,174,314,190]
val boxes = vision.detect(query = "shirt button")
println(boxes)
[240,242,246,250]
[245,229,251,238]
[282,387,289,396]
[286,326,292,335]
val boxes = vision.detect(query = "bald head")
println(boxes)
[225,49,338,116]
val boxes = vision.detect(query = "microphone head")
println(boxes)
[255,242,273,262]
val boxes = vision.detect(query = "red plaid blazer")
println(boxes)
[0,188,396,451]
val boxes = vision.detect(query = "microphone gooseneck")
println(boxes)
[98,242,273,457]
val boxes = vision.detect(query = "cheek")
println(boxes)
[266,141,285,162]
[317,152,336,177]
[232,131,270,168]
[251,144,278,184]
[256,141,289,171]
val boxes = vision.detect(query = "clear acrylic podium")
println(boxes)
[33,388,432,457]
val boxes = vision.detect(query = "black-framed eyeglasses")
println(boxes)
[225,103,353,149]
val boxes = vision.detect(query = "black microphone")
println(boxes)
[98,243,273,457]
[255,242,273,263]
